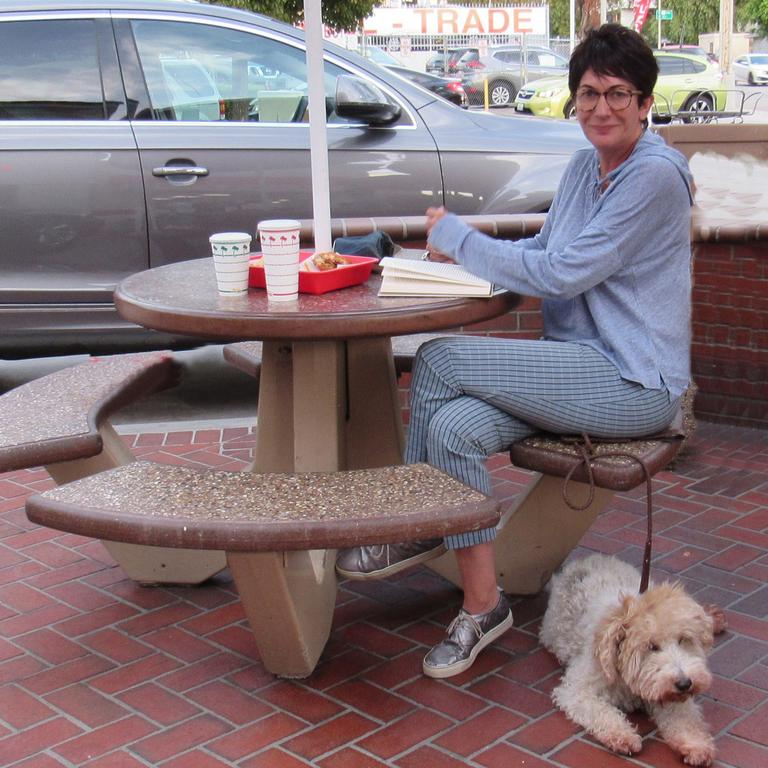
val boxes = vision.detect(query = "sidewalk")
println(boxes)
[0,419,766,767]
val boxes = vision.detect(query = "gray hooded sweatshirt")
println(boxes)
[427,129,694,399]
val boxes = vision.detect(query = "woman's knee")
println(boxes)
[426,398,479,452]
[428,397,515,458]
[412,337,457,373]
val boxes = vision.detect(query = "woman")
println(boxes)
[337,24,694,679]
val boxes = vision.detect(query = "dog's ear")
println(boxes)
[692,605,719,651]
[704,603,728,636]
[595,595,633,684]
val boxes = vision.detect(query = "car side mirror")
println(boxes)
[334,74,402,126]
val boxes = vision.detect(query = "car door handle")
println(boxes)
[152,166,209,177]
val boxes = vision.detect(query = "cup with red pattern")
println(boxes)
[256,219,301,302]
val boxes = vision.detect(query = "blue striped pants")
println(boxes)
[404,337,679,550]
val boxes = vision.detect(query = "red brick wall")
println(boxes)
[690,240,768,428]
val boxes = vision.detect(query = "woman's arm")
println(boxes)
[427,158,689,299]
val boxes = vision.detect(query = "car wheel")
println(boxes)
[682,92,714,124]
[489,80,515,106]
[748,72,755,86]
[563,99,576,119]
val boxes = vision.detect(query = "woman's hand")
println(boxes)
[425,206,448,236]
[424,206,455,263]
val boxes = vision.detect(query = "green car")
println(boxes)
[514,52,726,123]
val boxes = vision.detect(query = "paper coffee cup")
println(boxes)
[209,232,252,295]
[257,219,301,302]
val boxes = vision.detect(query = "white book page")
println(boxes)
[379,275,493,297]
[379,257,489,287]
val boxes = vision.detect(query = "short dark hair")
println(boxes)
[568,24,658,101]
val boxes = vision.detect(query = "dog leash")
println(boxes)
[560,434,656,594]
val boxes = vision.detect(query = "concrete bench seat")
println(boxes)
[26,460,499,678]
[509,434,683,491]
[0,352,227,585]
[0,352,176,473]
[428,432,683,595]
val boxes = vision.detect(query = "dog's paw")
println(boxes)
[602,731,642,755]
[681,740,716,766]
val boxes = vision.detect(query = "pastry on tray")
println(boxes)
[249,252,351,271]
[303,252,351,271]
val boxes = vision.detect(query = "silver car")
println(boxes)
[0,0,585,356]
[733,53,768,86]
[458,45,570,107]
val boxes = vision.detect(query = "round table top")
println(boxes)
[115,258,521,341]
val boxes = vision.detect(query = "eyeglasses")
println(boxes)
[575,87,643,112]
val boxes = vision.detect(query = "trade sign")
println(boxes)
[362,7,548,37]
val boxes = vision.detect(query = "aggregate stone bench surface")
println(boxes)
[510,433,683,491]
[26,461,500,552]
[0,352,177,472]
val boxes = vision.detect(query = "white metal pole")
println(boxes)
[657,0,662,48]
[304,0,332,253]
[569,0,576,52]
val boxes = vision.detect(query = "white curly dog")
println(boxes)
[540,554,726,766]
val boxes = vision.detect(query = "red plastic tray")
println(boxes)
[248,251,377,295]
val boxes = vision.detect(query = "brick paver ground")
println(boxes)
[0,420,766,767]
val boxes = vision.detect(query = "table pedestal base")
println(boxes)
[46,423,226,585]
[246,337,405,675]
[428,474,614,595]
[255,338,404,473]
[227,549,338,678]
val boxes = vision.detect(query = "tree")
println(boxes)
[547,1,625,40]
[740,0,768,35]
[548,0,572,39]
[207,0,376,32]
[657,0,720,45]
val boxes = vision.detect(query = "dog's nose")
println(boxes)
[675,677,692,692]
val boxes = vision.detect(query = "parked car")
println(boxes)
[425,47,478,75]
[732,53,768,86]
[660,43,719,67]
[384,65,467,107]
[514,52,725,123]
[458,45,569,107]
[0,0,587,357]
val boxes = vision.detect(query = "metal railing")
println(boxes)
[652,90,765,124]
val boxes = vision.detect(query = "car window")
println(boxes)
[656,56,686,76]
[537,52,568,68]
[0,19,105,119]
[130,19,360,123]
[458,51,479,65]
[495,50,521,64]
[686,59,706,74]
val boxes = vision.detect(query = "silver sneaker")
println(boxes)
[335,539,446,580]
[423,591,513,678]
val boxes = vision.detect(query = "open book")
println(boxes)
[378,257,495,298]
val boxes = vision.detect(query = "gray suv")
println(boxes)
[0,0,585,357]
[460,46,570,107]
